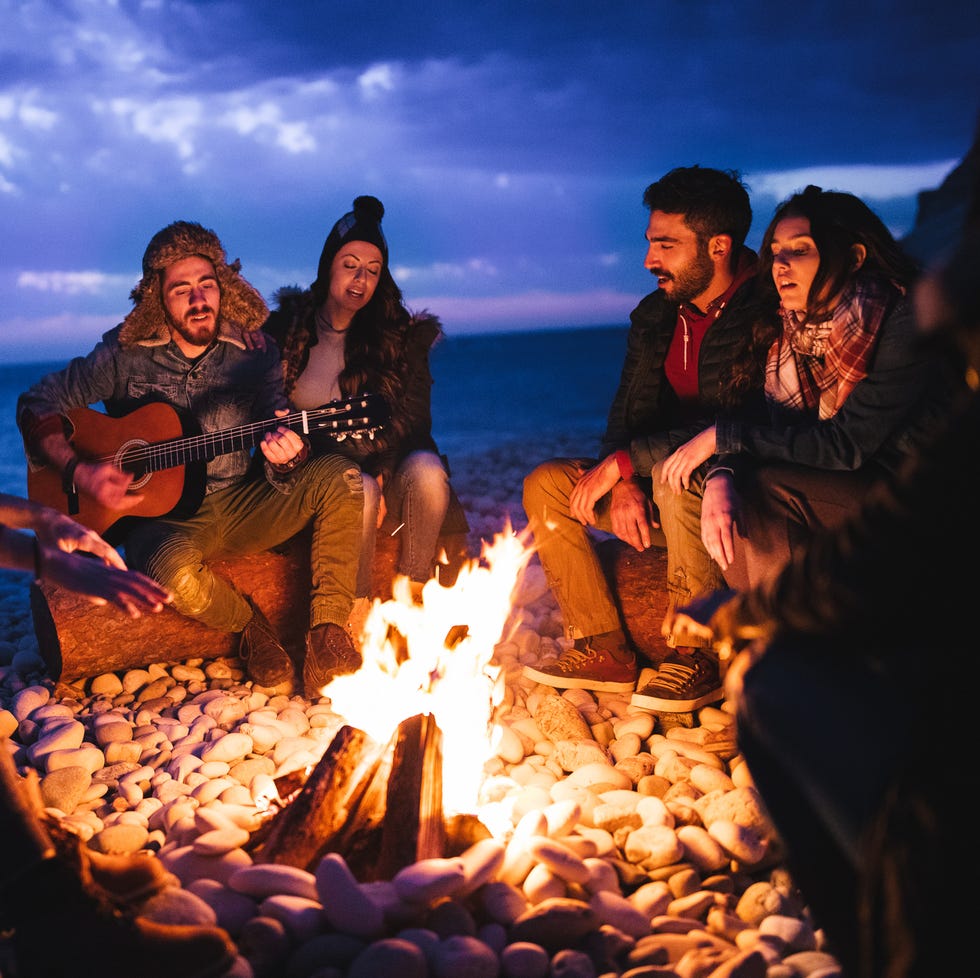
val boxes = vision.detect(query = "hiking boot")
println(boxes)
[239,599,294,687]
[523,636,636,693]
[304,623,363,698]
[631,648,723,712]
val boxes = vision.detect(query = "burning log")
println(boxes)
[251,724,386,871]
[252,713,449,881]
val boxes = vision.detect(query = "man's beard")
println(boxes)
[654,240,714,305]
[169,307,218,347]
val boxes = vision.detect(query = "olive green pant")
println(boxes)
[126,454,363,634]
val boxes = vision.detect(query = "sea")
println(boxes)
[0,324,630,498]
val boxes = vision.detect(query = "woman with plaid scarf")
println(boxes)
[654,186,962,592]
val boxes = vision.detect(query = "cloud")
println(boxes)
[747,161,960,202]
[17,270,134,296]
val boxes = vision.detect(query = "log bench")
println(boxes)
[30,533,673,685]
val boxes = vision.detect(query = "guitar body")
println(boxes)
[27,403,206,540]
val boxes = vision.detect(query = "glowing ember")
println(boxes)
[323,524,531,816]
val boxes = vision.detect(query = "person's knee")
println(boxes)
[401,451,449,499]
[523,457,569,514]
[301,455,364,514]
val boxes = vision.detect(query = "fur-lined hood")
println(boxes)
[119,221,268,348]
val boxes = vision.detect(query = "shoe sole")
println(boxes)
[630,686,723,712]
[522,663,635,694]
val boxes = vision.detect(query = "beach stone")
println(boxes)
[0,709,17,739]
[393,856,467,904]
[314,852,386,938]
[510,897,599,953]
[27,718,85,763]
[530,692,593,742]
[186,878,258,936]
[200,731,253,764]
[92,822,149,854]
[430,934,499,978]
[348,937,427,978]
[140,886,218,927]
[160,843,253,887]
[258,893,325,942]
[548,948,596,978]
[479,881,528,925]
[229,863,319,901]
[45,743,105,775]
[39,765,91,813]
[500,941,550,978]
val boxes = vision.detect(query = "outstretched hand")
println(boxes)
[34,508,129,570]
[40,546,172,617]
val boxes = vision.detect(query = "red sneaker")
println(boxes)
[523,638,636,694]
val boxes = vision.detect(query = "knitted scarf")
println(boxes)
[765,278,896,419]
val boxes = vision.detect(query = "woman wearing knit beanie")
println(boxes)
[263,196,469,629]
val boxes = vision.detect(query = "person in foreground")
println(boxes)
[263,195,467,621]
[523,165,764,705]
[659,186,959,593]
[661,204,979,977]
[16,221,365,699]
[0,497,235,978]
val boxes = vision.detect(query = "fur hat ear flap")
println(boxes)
[119,221,268,347]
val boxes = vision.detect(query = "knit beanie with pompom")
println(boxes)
[312,196,388,293]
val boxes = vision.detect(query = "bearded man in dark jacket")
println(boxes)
[523,166,767,704]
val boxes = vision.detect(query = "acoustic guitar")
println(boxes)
[27,394,387,540]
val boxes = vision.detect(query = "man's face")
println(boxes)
[644,211,715,306]
[161,255,220,352]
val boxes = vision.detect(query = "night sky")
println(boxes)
[2,0,978,362]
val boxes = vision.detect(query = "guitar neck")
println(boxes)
[107,401,378,475]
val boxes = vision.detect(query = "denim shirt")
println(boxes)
[17,321,289,495]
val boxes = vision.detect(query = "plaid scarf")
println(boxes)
[765,278,896,419]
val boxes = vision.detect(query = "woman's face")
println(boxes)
[769,215,821,313]
[326,241,383,319]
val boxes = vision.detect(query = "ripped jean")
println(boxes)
[357,450,450,595]
[125,453,363,633]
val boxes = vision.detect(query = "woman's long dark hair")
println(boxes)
[271,267,416,444]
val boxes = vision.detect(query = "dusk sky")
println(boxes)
[2,0,979,363]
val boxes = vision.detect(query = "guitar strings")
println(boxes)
[85,398,381,472]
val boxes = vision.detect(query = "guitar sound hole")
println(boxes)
[118,441,151,490]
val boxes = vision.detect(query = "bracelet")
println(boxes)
[32,535,44,585]
[62,456,81,495]
[614,449,634,480]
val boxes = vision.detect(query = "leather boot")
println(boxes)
[239,597,294,687]
[303,623,362,698]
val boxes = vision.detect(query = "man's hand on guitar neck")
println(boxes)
[259,408,308,471]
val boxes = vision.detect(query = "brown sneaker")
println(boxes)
[523,636,636,693]
[304,623,363,698]
[631,648,723,712]
[239,599,293,687]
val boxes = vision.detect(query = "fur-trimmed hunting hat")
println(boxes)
[119,221,268,347]
[313,195,388,291]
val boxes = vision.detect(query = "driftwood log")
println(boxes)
[30,530,469,684]
[29,530,670,684]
